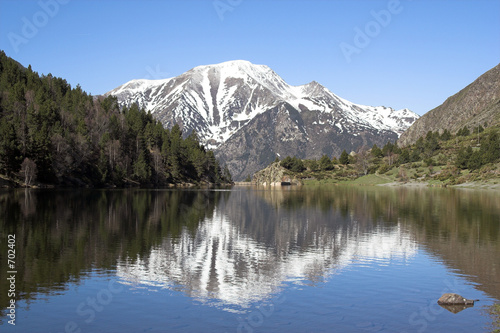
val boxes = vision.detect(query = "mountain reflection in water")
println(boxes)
[116,200,417,308]
[0,186,499,321]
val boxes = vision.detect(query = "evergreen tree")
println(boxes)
[206,151,219,182]
[440,129,452,141]
[398,149,410,164]
[168,124,183,179]
[467,151,483,170]
[392,143,402,155]
[455,146,472,169]
[280,156,305,172]
[309,159,319,171]
[280,156,293,169]
[415,137,425,153]
[424,131,440,157]
[371,144,383,158]
[133,150,151,182]
[382,141,396,156]
[457,126,470,137]
[319,154,333,170]
[97,150,109,184]
[0,118,21,175]
[213,159,222,182]
[480,131,500,164]
[222,165,232,183]
[410,149,421,162]
[339,150,349,165]
[289,157,305,172]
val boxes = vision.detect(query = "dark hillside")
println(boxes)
[0,51,231,187]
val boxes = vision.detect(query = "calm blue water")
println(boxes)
[1,187,499,332]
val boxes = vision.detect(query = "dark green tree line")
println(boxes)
[0,51,231,186]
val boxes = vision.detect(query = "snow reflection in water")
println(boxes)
[117,205,417,309]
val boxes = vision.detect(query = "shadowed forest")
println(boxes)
[0,52,232,187]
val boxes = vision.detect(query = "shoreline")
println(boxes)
[244,175,500,191]
[0,176,234,190]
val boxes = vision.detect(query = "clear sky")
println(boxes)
[1,0,499,116]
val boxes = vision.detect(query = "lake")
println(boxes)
[1,186,499,332]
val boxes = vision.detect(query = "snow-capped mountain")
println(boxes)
[106,60,419,179]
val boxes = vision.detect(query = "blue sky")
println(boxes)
[0,0,499,116]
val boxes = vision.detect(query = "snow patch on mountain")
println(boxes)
[106,60,418,149]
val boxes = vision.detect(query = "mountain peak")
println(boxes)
[191,60,271,75]
[213,59,257,67]
[106,61,418,179]
[300,80,327,96]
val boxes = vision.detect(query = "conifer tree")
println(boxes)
[339,150,349,165]
[480,132,500,164]
[319,154,333,170]
[371,144,383,158]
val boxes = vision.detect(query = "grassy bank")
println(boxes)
[303,173,394,186]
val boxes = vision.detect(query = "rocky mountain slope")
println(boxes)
[106,60,418,180]
[399,63,500,147]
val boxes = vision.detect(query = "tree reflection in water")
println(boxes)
[0,186,499,320]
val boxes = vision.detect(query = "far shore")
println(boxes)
[243,174,500,191]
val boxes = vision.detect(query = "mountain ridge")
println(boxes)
[106,60,419,179]
[399,63,500,147]
[107,60,417,146]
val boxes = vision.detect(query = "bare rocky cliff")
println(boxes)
[215,102,400,180]
[251,161,302,186]
[399,63,500,147]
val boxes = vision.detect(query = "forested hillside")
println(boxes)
[0,51,232,187]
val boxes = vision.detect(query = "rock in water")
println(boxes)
[437,293,475,305]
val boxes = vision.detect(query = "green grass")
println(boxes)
[303,173,394,186]
[302,178,341,186]
[342,174,394,185]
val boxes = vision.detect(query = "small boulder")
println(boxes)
[437,293,475,305]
